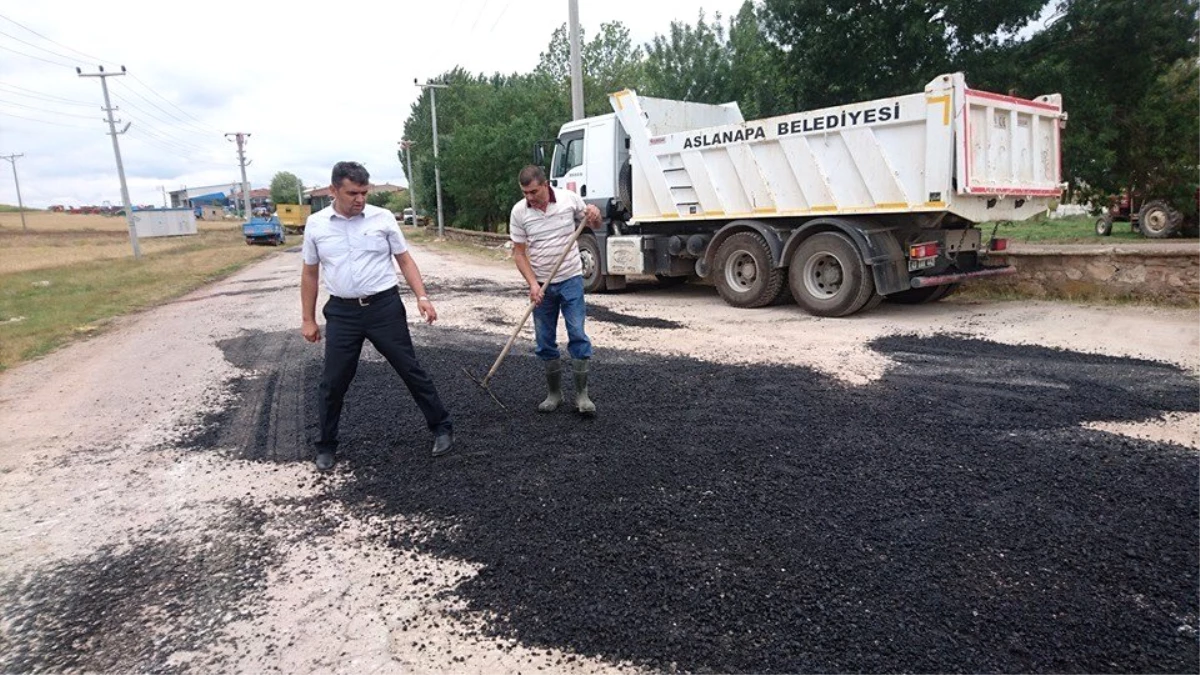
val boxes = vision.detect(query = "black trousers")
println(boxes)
[316,291,451,452]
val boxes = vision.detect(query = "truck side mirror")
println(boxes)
[532,145,545,165]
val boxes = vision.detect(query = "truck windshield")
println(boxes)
[552,131,585,179]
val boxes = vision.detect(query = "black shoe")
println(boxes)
[431,431,454,457]
[315,451,336,471]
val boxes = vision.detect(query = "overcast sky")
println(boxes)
[0,1,753,209]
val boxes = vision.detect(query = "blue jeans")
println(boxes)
[532,274,593,361]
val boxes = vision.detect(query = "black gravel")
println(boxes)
[587,304,683,329]
[182,329,1198,673]
[0,501,279,674]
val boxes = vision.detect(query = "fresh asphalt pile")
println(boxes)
[184,327,1198,673]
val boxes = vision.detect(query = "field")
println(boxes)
[0,211,285,371]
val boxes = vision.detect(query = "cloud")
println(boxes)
[0,1,749,208]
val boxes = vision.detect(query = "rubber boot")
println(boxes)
[538,360,562,413]
[572,359,596,417]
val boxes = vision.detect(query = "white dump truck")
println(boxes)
[541,73,1066,316]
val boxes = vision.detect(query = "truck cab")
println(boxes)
[548,114,626,216]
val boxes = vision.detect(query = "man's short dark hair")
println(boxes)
[518,165,546,187]
[332,161,370,187]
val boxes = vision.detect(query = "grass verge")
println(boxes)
[0,229,283,371]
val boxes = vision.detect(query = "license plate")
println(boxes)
[908,257,936,272]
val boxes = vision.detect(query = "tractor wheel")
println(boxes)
[1137,200,1182,239]
[713,232,784,308]
[788,231,875,317]
[1095,214,1113,236]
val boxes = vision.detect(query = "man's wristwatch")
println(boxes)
[418,296,429,302]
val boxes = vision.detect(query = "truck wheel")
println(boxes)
[579,234,607,293]
[1095,214,1113,236]
[617,160,633,218]
[1137,200,1182,238]
[789,231,875,317]
[713,232,784,308]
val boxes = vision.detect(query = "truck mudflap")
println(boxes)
[910,265,1015,288]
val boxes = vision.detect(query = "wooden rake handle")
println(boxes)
[480,219,591,386]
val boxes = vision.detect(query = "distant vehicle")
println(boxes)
[1095,189,1199,238]
[276,204,312,234]
[402,207,415,225]
[242,213,286,246]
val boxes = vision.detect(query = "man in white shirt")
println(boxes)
[509,165,601,416]
[301,161,453,471]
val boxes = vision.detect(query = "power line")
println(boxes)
[110,81,213,137]
[0,12,114,66]
[108,90,217,146]
[470,0,492,32]
[0,82,93,106]
[0,13,221,135]
[0,109,93,129]
[490,1,513,31]
[0,42,75,68]
[0,99,98,119]
[0,27,83,65]
[128,74,221,133]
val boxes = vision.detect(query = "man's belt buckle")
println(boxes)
[356,296,371,306]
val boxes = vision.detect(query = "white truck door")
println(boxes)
[551,129,587,197]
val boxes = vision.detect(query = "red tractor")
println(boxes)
[1096,189,1200,238]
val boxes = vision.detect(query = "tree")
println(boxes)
[366,191,392,208]
[1008,0,1199,207]
[641,3,789,119]
[761,0,1046,109]
[643,10,734,104]
[536,21,645,116]
[269,171,304,206]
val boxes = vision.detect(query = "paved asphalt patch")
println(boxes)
[14,328,1194,673]
[176,328,1200,673]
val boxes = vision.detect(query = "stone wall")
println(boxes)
[987,243,1199,305]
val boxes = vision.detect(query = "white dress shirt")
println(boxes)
[301,203,407,298]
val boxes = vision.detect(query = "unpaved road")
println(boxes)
[0,242,1197,673]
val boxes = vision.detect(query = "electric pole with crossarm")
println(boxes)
[78,65,140,259]
[1,153,27,231]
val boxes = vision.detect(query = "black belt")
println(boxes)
[329,286,398,306]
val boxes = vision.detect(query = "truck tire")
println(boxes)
[618,160,633,216]
[1095,214,1113,236]
[713,232,784,308]
[1137,200,1182,238]
[789,231,875,317]
[578,234,607,293]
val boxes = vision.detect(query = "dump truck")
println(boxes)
[276,204,312,234]
[541,73,1066,316]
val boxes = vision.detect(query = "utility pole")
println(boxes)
[415,79,448,238]
[297,180,303,205]
[398,139,418,219]
[77,65,140,259]
[569,0,584,120]
[1,153,27,231]
[225,132,252,218]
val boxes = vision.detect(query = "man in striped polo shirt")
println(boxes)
[509,165,602,416]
